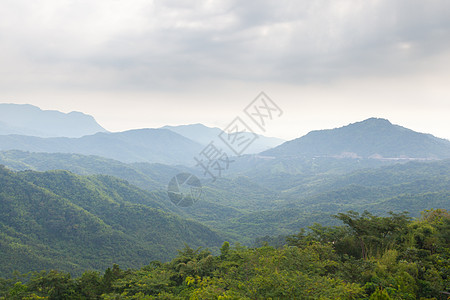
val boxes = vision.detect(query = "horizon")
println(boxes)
[1,1,449,141]
[1,102,449,142]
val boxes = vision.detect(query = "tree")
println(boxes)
[334,211,410,259]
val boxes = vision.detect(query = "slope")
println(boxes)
[0,166,224,277]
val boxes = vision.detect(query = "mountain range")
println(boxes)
[0,116,449,166]
[0,104,285,164]
[1,104,449,163]
[0,128,204,165]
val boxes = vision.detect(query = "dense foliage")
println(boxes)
[1,209,448,299]
[2,151,449,245]
[0,166,223,277]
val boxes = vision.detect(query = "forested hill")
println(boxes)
[0,150,186,191]
[0,166,224,277]
[262,118,450,159]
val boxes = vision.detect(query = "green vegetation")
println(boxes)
[1,151,449,245]
[201,160,450,243]
[0,209,448,299]
[0,150,179,191]
[0,166,223,277]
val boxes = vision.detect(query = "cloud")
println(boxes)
[1,0,449,91]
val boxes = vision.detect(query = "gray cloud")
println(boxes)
[1,0,449,90]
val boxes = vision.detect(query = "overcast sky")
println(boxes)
[1,0,449,140]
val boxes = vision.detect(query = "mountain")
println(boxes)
[163,123,285,154]
[0,166,224,277]
[0,128,203,165]
[262,118,450,159]
[0,103,107,137]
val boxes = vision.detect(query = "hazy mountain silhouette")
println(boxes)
[0,103,107,137]
[0,128,203,165]
[262,118,450,159]
[163,123,285,154]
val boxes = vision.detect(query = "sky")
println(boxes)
[0,0,449,141]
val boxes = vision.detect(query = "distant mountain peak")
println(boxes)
[262,118,450,160]
[355,117,392,125]
[0,103,107,138]
[364,117,390,122]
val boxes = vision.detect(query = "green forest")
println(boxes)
[0,166,224,276]
[0,209,448,299]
